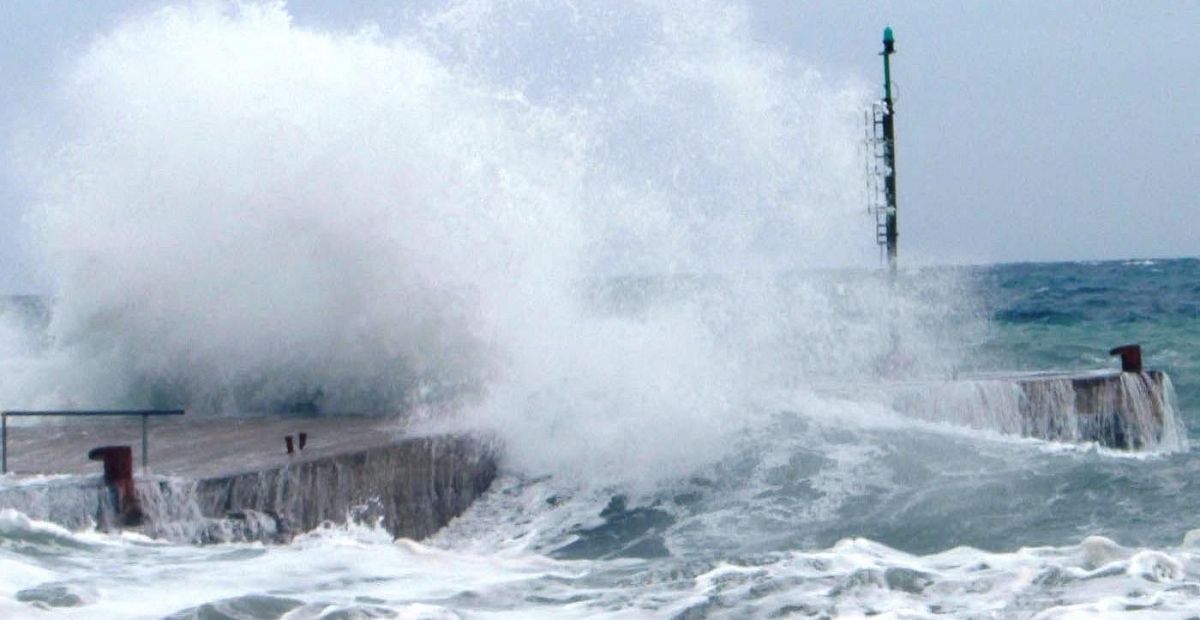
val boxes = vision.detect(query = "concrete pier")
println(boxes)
[878,369,1184,451]
[0,365,1183,544]
[0,416,497,543]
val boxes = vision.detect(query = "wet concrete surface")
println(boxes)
[0,416,499,541]
[3,415,406,478]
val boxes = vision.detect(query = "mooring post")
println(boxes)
[1109,344,1143,373]
[88,445,143,526]
[2,413,7,475]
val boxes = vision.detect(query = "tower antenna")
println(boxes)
[865,26,899,270]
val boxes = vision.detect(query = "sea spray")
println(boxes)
[8,0,980,489]
[0,4,1197,617]
[23,1,588,413]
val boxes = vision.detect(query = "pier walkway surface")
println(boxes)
[0,416,497,544]
[5,415,416,477]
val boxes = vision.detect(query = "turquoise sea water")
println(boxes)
[833,257,1200,554]
[976,258,1200,426]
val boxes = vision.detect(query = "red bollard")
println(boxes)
[87,445,143,526]
[1109,344,1143,373]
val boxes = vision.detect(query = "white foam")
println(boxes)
[3,497,1200,618]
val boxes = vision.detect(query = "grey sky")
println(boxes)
[759,1,1198,267]
[0,1,1196,292]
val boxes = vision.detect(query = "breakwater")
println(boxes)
[0,366,1183,547]
[878,369,1185,451]
[0,416,496,543]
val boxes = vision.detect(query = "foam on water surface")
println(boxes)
[5,505,1200,618]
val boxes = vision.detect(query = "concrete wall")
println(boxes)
[191,435,496,540]
[1028,370,1172,449]
[0,433,497,544]
[881,370,1186,451]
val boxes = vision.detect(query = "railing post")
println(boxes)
[0,410,181,474]
[141,413,148,474]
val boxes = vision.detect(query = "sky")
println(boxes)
[0,0,1195,292]
[758,1,1198,268]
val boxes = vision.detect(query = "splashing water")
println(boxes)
[4,3,1198,618]
[4,0,983,488]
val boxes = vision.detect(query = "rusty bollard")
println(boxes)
[1109,344,1143,373]
[298,432,308,450]
[285,435,295,454]
[87,445,143,527]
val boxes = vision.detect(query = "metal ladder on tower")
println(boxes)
[864,101,893,262]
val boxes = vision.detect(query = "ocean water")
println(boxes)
[3,259,1200,619]
[1,2,1198,617]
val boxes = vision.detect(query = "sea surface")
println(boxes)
[2,258,1200,619]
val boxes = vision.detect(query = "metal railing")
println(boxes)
[1,410,185,475]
